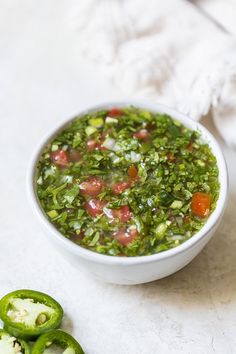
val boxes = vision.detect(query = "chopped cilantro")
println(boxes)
[36,107,220,256]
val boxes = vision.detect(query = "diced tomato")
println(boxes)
[51,150,69,167]
[113,205,132,223]
[70,231,85,243]
[187,142,193,152]
[85,199,106,217]
[98,141,108,151]
[80,177,105,197]
[112,181,130,195]
[113,227,139,246]
[101,128,112,138]
[68,149,81,162]
[107,108,123,117]
[146,122,156,131]
[87,139,97,151]
[191,192,211,218]
[133,129,150,141]
[127,165,138,179]
[183,215,190,224]
[87,139,107,151]
[167,152,175,162]
[104,205,132,223]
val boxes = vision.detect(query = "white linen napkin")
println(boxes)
[192,0,236,36]
[72,0,236,146]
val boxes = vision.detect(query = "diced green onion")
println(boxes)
[197,160,205,167]
[44,166,56,179]
[51,144,58,151]
[140,111,151,119]
[154,152,159,163]
[37,176,43,185]
[89,118,104,128]
[130,151,141,162]
[105,117,118,124]
[102,137,116,150]
[110,153,121,164]
[89,232,100,246]
[171,235,184,241]
[155,221,171,239]
[170,200,183,209]
[112,143,121,152]
[173,119,181,127]
[85,126,97,136]
[47,210,58,218]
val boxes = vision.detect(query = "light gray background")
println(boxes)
[0,2,236,353]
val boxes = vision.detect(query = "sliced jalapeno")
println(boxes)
[32,329,85,354]
[0,289,63,340]
[0,329,30,354]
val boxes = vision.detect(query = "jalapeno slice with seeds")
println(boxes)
[0,290,63,340]
[32,329,85,354]
[0,329,30,354]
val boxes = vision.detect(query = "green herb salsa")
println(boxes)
[36,107,220,257]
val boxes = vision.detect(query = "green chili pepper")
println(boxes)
[32,329,85,354]
[0,329,30,354]
[0,289,63,340]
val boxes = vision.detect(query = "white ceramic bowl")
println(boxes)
[27,101,228,285]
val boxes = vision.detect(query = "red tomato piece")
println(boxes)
[183,215,190,224]
[70,231,85,243]
[85,199,106,217]
[101,128,112,138]
[112,181,130,195]
[98,141,107,151]
[87,140,97,151]
[80,177,105,197]
[133,129,150,141]
[68,149,81,162]
[127,165,138,179]
[113,227,139,246]
[51,150,69,167]
[167,152,175,162]
[107,108,123,117]
[113,205,132,223]
[146,122,157,131]
[187,143,193,152]
[87,139,107,151]
[191,192,211,218]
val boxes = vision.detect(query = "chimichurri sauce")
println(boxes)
[36,107,220,256]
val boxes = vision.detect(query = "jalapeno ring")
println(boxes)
[0,329,30,354]
[32,329,85,354]
[0,289,63,340]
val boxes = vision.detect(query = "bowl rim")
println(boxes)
[27,100,228,265]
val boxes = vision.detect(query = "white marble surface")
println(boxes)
[0,2,236,353]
